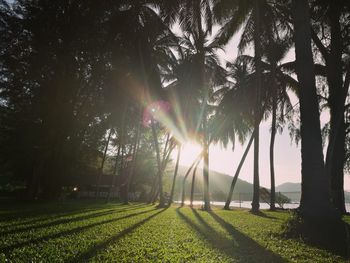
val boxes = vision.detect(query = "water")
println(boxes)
[178,200,350,212]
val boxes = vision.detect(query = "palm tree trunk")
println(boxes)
[123,108,142,204]
[107,142,121,202]
[95,128,113,199]
[224,131,255,210]
[151,139,175,204]
[270,90,277,210]
[169,145,181,205]
[190,162,199,207]
[251,0,262,213]
[181,154,203,207]
[324,4,347,214]
[292,0,334,216]
[151,120,165,207]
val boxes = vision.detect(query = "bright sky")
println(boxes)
[171,25,350,190]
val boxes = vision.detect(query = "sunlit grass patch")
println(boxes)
[0,202,348,262]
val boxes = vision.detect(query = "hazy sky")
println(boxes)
[172,25,350,190]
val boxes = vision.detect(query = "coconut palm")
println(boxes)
[213,0,265,212]
[213,0,293,212]
[159,0,215,210]
[237,38,297,209]
[162,31,227,209]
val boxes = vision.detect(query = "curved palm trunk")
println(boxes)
[224,131,255,210]
[190,163,199,207]
[270,88,277,210]
[95,128,113,199]
[169,145,181,205]
[181,154,203,207]
[251,0,262,213]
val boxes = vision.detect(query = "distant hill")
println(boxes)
[163,165,254,202]
[275,182,301,202]
[275,182,350,203]
[276,182,301,192]
[163,168,350,203]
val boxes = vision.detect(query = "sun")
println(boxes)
[177,141,203,167]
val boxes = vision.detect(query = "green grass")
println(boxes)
[0,201,348,262]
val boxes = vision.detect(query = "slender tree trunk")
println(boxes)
[190,162,199,207]
[292,0,334,216]
[151,120,165,207]
[251,0,262,213]
[151,139,175,204]
[270,90,277,210]
[224,131,255,210]
[203,130,210,210]
[95,128,113,199]
[107,142,121,202]
[181,154,203,207]
[169,145,181,205]
[123,109,142,204]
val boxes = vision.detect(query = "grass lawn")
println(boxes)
[0,201,349,262]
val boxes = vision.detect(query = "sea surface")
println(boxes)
[179,200,350,212]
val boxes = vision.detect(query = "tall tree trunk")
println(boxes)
[107,142,121,202]
[151,120,165,207]
[324,3,347,214]
[270,89,277,210]
[123,109,142,204]
[151,139,175,204]
[251,0,262,213]
[292,0,334,216]
[224,131,255,210]
[181,154,202,207]
[190,163,199,207]
[192,1,210,211]
[169,144,181,205]
[95,128,113,199]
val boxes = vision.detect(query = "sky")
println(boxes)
[171,25,350,190]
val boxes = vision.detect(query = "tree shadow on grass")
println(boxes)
[67,208,167,263]
[0,209,119,236]
[0,206,157,255]
[176,208,286,263]
[248,210,279,220]
[0,202,148,228]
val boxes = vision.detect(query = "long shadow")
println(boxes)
[209,210,287,262]
[248,210,278,220]
[0,209,118,236]
[67,208,167,263]
[176,208,286,263]
[0,203,148,228]
[0,206,157,254]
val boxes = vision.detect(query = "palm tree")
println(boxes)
[210,60,256,210]
[213,0,266,212]
[159,0,215,211]
[237,38,297,209]
[213,0,294,212]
